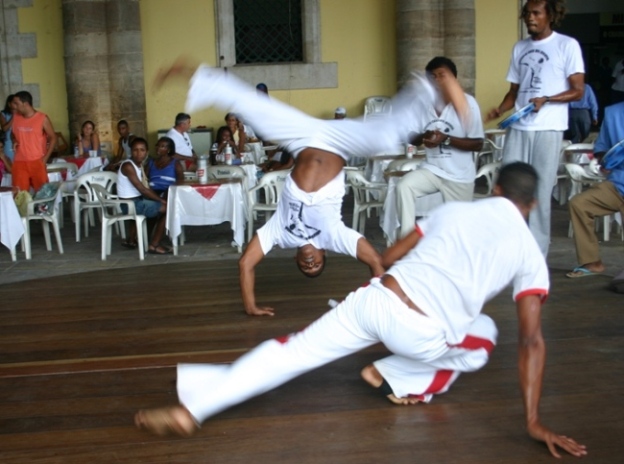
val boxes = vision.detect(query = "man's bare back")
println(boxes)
[291,148,346,193]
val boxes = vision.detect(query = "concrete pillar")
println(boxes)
[396,0,475,94]
[62,0,145,149]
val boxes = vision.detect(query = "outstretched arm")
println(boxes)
[381,228,421,270]
[355,237,384,276]
[239,235,274,316]
[516,295,587,458]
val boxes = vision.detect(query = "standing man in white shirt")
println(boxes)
[396,56,484,239]
[166,112,196,169]
[487,0,585,256]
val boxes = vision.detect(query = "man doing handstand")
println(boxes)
[155,60,469,316]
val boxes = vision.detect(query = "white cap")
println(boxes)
[335,106,346,115]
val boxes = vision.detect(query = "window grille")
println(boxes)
[233,0,304,64]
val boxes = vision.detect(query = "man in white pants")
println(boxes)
[487,0,584,255]
[154,60,468,316]
[135,162,586,459]
[396,56,484,239]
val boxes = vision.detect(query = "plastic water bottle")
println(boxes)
[225,145,233,165]
[74,144,80,158]
[197,156,209,184]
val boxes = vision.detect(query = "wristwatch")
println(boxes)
[442,135,451,146]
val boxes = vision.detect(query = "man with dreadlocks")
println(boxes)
[487,0,584,257]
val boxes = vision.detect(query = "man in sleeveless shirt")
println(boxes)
[11,91,57,192]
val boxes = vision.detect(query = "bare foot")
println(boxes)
[361,364,430,405]
[152,56,200,92]
[134,405,199,437]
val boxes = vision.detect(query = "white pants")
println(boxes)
[178,279,497,423]
[502,129,563,256]
[396,169,474,238]
[186,65,435,160]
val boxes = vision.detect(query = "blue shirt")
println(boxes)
[569,84,599,121]
[595,101,624,196]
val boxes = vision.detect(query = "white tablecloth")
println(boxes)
[0,191,24,260]
[53,156,104,178]
[166,182,246,254]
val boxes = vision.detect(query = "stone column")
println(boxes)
[62,0,145,149]
[396,0,475,94]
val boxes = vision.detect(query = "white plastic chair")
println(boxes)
[91,184,147,261]
[473,138,503,169]
[72,171,118,242]
[21,183,64,260]
[473,161,501,199]
[247,170,289,242]
[345,170,387,234]
[47,161,78,224]
[363,96,392,120]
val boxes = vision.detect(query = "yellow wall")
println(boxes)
[140,0,397,142]
[475,0,520,127]
[16,0,519,142]
[18,0,69,141]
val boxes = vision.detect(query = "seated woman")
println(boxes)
[211,125,240,164]
[118,137,170,255]
[75,120,101,157]
[147,136,184,198]
[225,112,258,154]
[0,139,13,185]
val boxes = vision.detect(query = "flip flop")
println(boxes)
[566,266,601,278]
[148,245,172,255]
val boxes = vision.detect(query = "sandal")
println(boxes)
[148,245,172,255]
[121,240,138,249]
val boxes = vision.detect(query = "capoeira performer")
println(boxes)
[154,59,469,316]
[135,162,586,459]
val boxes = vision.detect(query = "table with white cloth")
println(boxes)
[0,190,25,261]
[166,180,246,255]
[54,156,105,177]
[240,163,259,190]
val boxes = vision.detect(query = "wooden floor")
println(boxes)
[0,256,622,463]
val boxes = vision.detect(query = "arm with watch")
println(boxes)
[528,72,585,112]
[422,129,484,152]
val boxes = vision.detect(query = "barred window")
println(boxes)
[233,0,303,64]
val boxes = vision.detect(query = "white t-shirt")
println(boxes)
[612,59,624,92]
[166,128,194,158]
[506,32,584,131]
[416,94,484,183]
[387,197,549,344]
[257,172,362,257]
